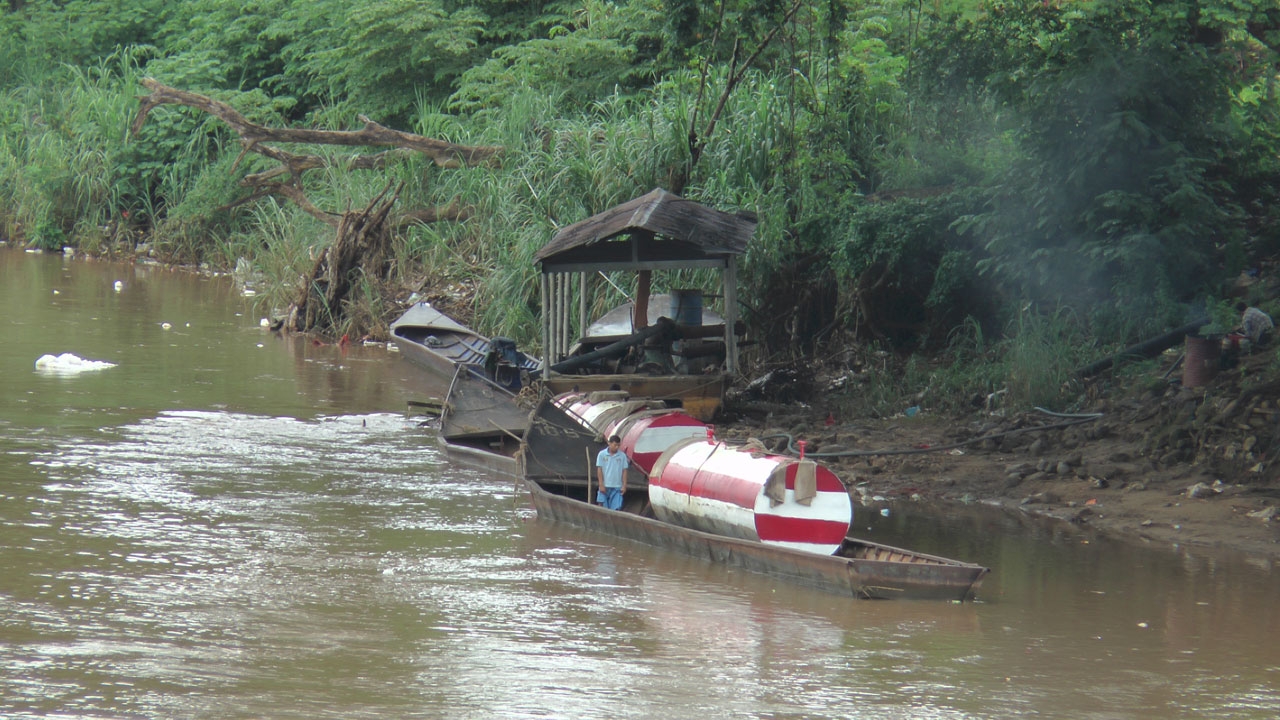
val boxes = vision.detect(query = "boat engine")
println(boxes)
[486,337,528,391]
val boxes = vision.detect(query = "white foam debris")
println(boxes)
[35,353,117,374]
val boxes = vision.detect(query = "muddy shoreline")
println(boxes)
[719,378,1280,561]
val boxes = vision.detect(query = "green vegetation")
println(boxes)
[2,0,1279,415]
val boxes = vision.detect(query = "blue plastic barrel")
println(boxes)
[670,289,703,326]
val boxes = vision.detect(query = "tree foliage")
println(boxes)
[2,0,1280,360]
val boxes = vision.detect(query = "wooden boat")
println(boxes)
[442,395,988,600]
[437,365,528,477]
[441,435,522,479]
[390,301,540,388]
[524,476,989,601]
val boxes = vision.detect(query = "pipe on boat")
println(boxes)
[648,436,852,556]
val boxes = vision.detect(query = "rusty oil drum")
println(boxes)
[1182,334,1221,388]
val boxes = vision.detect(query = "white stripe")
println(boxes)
[753,489,852,522]
[634,425,707,454]
[762,539,842,555]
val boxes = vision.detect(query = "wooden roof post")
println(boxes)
[540,271,550,380]
[579,271,588,345]
[725,255,739,375]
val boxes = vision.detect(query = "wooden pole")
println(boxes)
[579,271,588,346]
[635,270,652,330]
[540,272,550,379]
[563,273,573,354]
[585,446,594,505]
[551,273,561,363]
[724,256,739,374]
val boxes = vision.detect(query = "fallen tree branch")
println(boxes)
[130,79,499,337]
[132,78,502,168]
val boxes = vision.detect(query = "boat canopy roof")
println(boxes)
[535,188,757,273]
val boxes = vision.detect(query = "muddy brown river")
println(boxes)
[2,246,1279,718]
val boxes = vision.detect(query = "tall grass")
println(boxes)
[0,49,154,250]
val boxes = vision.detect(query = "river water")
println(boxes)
[1,246,1279,719]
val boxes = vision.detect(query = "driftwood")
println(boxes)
[129,79,500,335]
[291,182,402,335]
[131,79,501,169]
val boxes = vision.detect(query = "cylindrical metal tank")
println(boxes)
[613,410,708,476]
[1183,334,1220,388]
[648,438,852,556]
[554,392,707,476]
[670,289,703,374]
[669,289,703,326]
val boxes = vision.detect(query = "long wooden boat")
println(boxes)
[390,301,540,386]
[525,477,989,601]
[436,365,529,476]
[441,436,522,478]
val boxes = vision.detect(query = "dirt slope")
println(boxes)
[720,350,1280,559]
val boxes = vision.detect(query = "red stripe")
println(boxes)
[629,452,662,476]
[783,465,845,493]
[650,467,694,495]
[754,515,850,544]
[687,469,761,509]
[649,451,762,510]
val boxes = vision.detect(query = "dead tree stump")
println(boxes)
[292,186,400,335]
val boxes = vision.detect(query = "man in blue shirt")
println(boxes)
[595,434,629,510]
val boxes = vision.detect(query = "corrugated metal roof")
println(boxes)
[534,188,757,267]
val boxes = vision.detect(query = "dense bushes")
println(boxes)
[3,0,1279,412]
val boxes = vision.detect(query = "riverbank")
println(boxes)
[718,349,1280,560]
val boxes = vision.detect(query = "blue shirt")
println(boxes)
[595,447,629,489]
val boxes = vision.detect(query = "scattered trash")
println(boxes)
[1185,482,1218,499]
[879,508,890,517]
[905,406,920,417]
[1248,507,1278,522]
[161,322,172,330]
[34,353,117,375]
[113,280,123,292]
[260,318,270,328]
[949,449,965,456]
